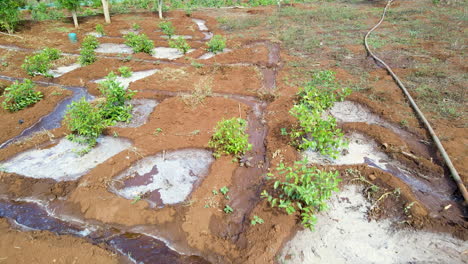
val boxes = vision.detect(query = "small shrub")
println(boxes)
[118,66,133,77]
[169,36,191,54]
[0,0,21,34]
[159,21,175,38]
[30,3,65,21]
[124,32,154,54]
[97,72,136,124]
[65,98,107,149]
[22,48,62,77]
[1,79,43,112]
[208,117,252,159]
[261,159,340,230]
[290,70,351,159]
[82,35,100,49]
[206,35,227,54]
[95,23,105,36]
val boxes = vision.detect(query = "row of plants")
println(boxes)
[22,47,62,77]
[80,35,100,65]
[65,71,136,154]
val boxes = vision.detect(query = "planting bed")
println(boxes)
[0,1,466,263]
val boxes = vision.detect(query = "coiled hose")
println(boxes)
[364,0,468,203]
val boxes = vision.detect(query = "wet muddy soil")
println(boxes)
[0,1,466,263]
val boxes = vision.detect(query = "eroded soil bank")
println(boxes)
[0,0,466,263]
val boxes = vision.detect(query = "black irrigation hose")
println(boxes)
[364,0,468,203]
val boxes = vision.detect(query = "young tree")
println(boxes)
[101,0,111,24]
[0,0,21,34]
[155,0,164,19]
[57,0,82,28]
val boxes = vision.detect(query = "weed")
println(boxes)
[220,186,229,195]
[113,131,119,137]
[250,215,264,226]
[124,32,154,54]
[280,128,288,136]
[132,194,142,204]
[118,66,133,77]
[97,72,136,124]
[212,189,218,195]
[181,77,212,107]
[95,23,105,36]
[224,205,234,214]
[206,35,227,54]
[132,23,141,31]
[289,71,351,159]
[191,60,204,68]
[208,118,252,159]
[1,79,43,112]
[261,159,340,230]
[159,21,175,38]
[169,36,191,54]
[22,48,62,77]
[65,98,107,150]
[153,127,163,135]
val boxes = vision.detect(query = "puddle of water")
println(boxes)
[95,43,133,54]
[0,199,210,264]
[280,185,468,264]
[192,19,208,31]
[330,101,433,159]
[94,69,159,90]
[115,99,158,128]
[198,48,232,60]
[161,35,192,39]
[1,136,132,181]
[111,149,214,207]
[48,63,81,78]
[152,47,195,60]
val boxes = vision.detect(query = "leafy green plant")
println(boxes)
[1,79,43,112]
[261,159,340,230]
[153,127,163,136]
[97,72,136,124]
[169,36,191,54]
[0,0,21,34]
[124,32,154,54]
[65,98,107,149]
[30,2,65,21]
[79,35,99,66]
[57,0,82,28]
[208,118,252,159]
[132,23,141,31]
[159,21,175,38]
[250,215,264,226]
[82,35,100,49]
[22,48,62,77]
[224,205,234,214]
[118,66,133,77]
[206,35,227,54]
[95,23,105,36]
[289,70,351,159]
[220,186,229,195]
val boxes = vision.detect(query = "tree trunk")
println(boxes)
[101,0,111,24]
[158,0,163,19]
[71,10,79,28]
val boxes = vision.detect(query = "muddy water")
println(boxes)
[0,75,94,149]
[0,199,210,264]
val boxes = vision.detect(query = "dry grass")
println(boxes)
[181,76,213,107]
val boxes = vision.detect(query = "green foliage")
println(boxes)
[95,24,105,36]
[82,35,100,49]
[159,21,175,38]
[206,35,227,54]
[22,48,62,77]
[208,118,252,159]
[289,71,351,159]
[124,32,154,54]
[224,205,234,214]
[0,0,21,34]
[1,79,43,112]
[57,0,82,11]
[97,72,136,124]
[220,186,229,195]
[118,66,133,77]
[169,36,191,54]
[30,3,65,21]
[250,215,264,226]
[65,98,107,148]
[261,159,340,230]
[132,23,141,31]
